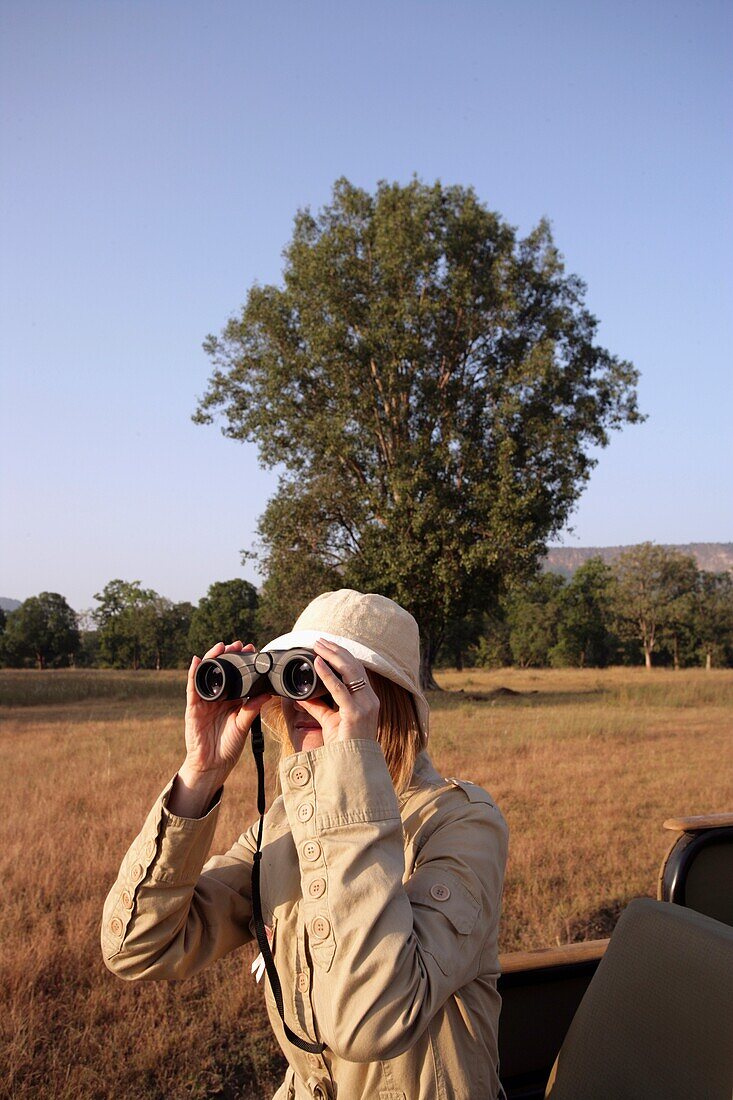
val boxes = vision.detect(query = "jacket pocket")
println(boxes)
[406,866,481,976]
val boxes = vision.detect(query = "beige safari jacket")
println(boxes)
[102,739,509,1099]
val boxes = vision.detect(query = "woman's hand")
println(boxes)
[181,641,273,788]
[294,638,380,746]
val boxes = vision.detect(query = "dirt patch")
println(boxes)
[459,686,539,702]
[560,896,650,942]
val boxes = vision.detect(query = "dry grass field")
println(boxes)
[2,667,731,1099]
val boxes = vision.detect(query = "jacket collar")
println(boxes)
[399,749,444,807]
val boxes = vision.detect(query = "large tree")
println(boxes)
[141,597,195,670]
[659,554,699,669]
[188,579,259,654]
[93,579,158,670]
[612,544,698,669]
[93,581,194,669]
[694,570,733,670]
[1,592,80,669]
[504,572,566,668]
[551,557,618,668]
[194,177,643,686]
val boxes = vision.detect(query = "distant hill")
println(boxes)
[544,542,733,578]
[3,544,731,608]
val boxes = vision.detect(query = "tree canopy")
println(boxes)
[92,580,193,670]
[1,592,80,669]
[188,579,259,655]
[613,543,699,669]
[552,557,618,668]
[93,580,157,669]
[195,177,643,684]
[693,570,733,670]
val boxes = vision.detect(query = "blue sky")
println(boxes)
[1,0,731,612]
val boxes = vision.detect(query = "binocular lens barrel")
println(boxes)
[202,663,225,698]
[284,659,316,697]
[194,648,334,703]
[195,657,244,701]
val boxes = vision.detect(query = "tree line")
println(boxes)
[0,579,257,671]
[1,544,731,672]
[457,544,733,671]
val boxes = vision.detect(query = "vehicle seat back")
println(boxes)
[544,897,733,1100]
[658,818,733,927]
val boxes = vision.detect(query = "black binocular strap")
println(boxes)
[250,713,326,1055]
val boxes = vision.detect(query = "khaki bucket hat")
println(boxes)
[261,589,430,740]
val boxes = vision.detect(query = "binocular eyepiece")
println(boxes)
[194,648,338,704]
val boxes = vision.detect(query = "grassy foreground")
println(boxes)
[2,667,731,1099]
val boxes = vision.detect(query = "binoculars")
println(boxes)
[194,648,339,704]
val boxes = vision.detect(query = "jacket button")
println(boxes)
[289,765,311,788]
[109,917,123,937]
[302,840,322,862]
[130,863,144,882]
[308,877,326,899]
[311,916,331,940]
[430,883,451,901]
[145,839,156,859]
[297,971,309,992]
[121,890,133,909]
[297,801,314,822]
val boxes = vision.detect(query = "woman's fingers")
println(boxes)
[297,695,336,722]
[223,639,256,653]
[186,654,202,703]
[313,637,359,669]
[313,638,379,715]
[313,639,367,694]
[313,653,349,700]
[206,639,256,656]
[232,691,274,733]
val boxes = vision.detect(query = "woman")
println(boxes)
[102,589,509,1099]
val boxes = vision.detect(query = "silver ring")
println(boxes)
[345,677,367,694]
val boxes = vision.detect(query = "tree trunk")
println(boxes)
[454,646,463,672]
[706,649,712,671]
[419,640,441,691]
[644,645,652,670]
[673,634,679,671]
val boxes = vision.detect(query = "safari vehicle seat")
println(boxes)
[543,897,733,1100]
[657,812,733,927]
[498,810,733,1098]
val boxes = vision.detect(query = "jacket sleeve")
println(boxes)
[279,739,509,1062]
[101,776,257,981]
